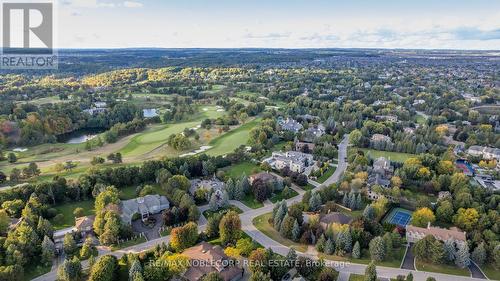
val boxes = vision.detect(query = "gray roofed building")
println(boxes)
[319,212,353,230]
[189,178,225,196]
[120,194,169,224]
[279,118,303,133]
[367,173,391,188]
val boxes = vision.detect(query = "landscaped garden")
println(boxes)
[269,188,299,203]
[241,193,264,209]
[202,205,243,219]
[223,161,261,179]
[358,148,416,163]
[252,212,308,252]
[415,259,470,276]
[316,165,336,183]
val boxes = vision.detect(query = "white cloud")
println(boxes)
[123,1,143,8]
[68,0,115,8]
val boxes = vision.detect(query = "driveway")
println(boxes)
[131,213,163,240]
[401,243,415,270]
[468,261,487,279]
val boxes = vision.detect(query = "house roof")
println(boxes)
[182,242,243,281]
[320,212,353,226]
[406,224,466,242]
[120,194,169,223]
[75,215,95,230]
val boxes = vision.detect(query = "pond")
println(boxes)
[143,108,159,118]
[57,128,105,144]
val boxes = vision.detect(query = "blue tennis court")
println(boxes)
[384,208,413,227]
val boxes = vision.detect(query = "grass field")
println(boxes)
[252,212,307,252]
[223,161,261,179]
[111,235,147,251]
[481,264,500,280]
[358,148,416,163]
[320,247,406,268]
[317,166,336,183]
[415,259,470,276]
[50,199,95,230]
[241,193,264,209]
[206,118,261,156]
[269,188,299,203]
[120,105,224,157]
[349,274,364,281]
[119,184,165,200]
[300,183,316,191]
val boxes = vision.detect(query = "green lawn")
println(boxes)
[320,247,406,268]
[349,274,364,281]
[111,235,147,251]
[481,264,500,280]
[241,193,264,209]
[358,148,416,163]
[349,274,392,281]
[415,259,470,276]
[416,113,427,125]
[269,188,299,203]
[300,183,316,191]
[317,166,336,183]
[202,205,243,219]
[119,184,165,200]
[50,200,95,230]
[206,118,262,156]
[223,161,261,179]
[120,105,224,156]
[252,212,307,252]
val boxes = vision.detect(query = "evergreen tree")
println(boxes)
[364,261,377,281]
[363,205,375,221]
[342,193,349,207]
[129,260,143,281]
[209,192,218,211]
[220,190,229,208]
[225,179,236,199]
[471,242,486,265]
[443,238,456,262]
[336,230,353,254]
[41,235,55,266]
[286,248,297,264]
[352,241,361,259]
[239,174,250,194]
[309,192,322,211]
[455,242,471,268]
[63,233,77,256]
[355,194,363,210]
[273,205,286,230]
[325,238,335,255]
[57,256,82,281]
[348,192,356,209]
[234,180,244,200]
[406,273,413,281]
[316,234,326,253]
[369,236,386,262]
[292,219,300,242]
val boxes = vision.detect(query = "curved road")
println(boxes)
[34,135,484,281]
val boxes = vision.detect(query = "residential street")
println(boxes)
[34,134,484,281]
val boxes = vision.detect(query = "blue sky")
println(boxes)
[58,0,500,49]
